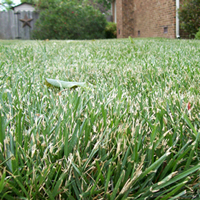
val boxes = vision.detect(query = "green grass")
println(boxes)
[0,38,200,199]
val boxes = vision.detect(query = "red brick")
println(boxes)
[115,0,181,39]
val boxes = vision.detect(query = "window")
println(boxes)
[164,27,168,33]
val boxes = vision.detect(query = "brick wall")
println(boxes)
[116,0,177,39]
[122,0,134,38]
[116,0,123,37]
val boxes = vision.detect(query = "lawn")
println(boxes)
[0,38,200,199]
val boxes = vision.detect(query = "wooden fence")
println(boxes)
[0,10,39,40]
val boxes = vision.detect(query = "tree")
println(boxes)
[21,0,57,7]
[20,0,36,3]
[0,0,15,10]
[96,0,112,10]
[179,0,200,38]
[34,0,112,12]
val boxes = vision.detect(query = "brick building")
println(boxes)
[111,0,182,39]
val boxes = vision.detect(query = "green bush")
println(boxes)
[32,1,107,40]
[105,22,117,38]
[179,0,200,38]
[195,27,200,39]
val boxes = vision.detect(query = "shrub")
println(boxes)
[179,0,200,38]
[105,22,117,38]
[195,28,200,39]
[32,1,107,40]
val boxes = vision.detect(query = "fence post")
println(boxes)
[15,11,21,39]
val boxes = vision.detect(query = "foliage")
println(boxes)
[179,0,200,38]
[95,0,112,11]
[105,22,117,38]
[0,38,200,199]
[20,0,112,14]
[21,0,68,9]
[20,0,36,4]
[195,27,200,39]
[32,1,107,40]
[32,0,111,11]
[34,0,61,9]
[0,0,15,10]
